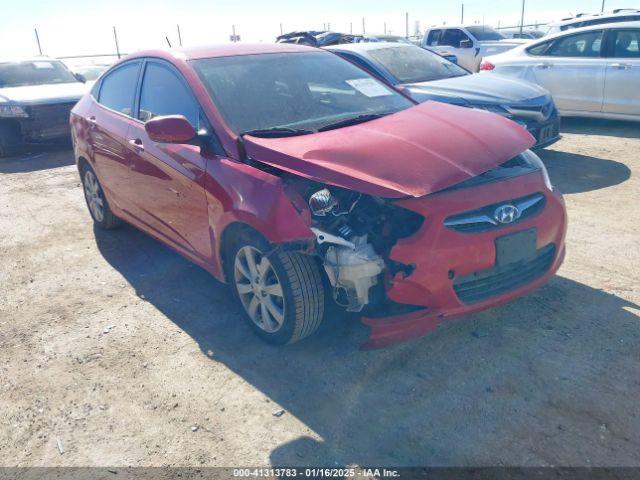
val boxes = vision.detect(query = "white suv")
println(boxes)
[545,9,640,35]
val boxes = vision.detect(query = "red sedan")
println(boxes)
[70,43,566,349]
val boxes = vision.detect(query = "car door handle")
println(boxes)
[536,63,553,69]
[128,138,144,152]
[611,63,632,69]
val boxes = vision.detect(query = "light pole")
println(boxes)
[601,0,606,12]
[519,0,526,35]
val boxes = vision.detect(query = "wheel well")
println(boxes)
[219,222,263,283]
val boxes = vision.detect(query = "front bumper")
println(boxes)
[527,116,561,149]
[14,102,76,143]
[362,170,567,349]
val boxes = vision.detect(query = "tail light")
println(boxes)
[479,61,495,71]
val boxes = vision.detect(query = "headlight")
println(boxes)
[521,149,553,191]
[473,104,511,116]
[0,105,28,118]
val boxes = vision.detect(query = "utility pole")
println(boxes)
[461,3,464,23]
[384,22,387,34]
[601,0,606,12]
[519,0,526,35]
[350,22,353,34]
[405,12,409,38]
[362,17,366,35]
[34,28,42,55]
[177,24,182,46]
[280,23,283,35]
[113,26,121,59]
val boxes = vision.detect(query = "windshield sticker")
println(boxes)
[33,62,55,69]
[345,78,393,98]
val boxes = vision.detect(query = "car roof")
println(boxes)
[540,20,640,40]
[126,43,318,62]
[549,10,640,27]
[326,41,412,53]
[0,56,62,64]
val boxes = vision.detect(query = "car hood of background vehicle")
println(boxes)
[402,73,549,105]
[0,82,87,105]
[243,101,535,198]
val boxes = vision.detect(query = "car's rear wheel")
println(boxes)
[81,163,121,229]
[0,122,24,158]
[226,230,325,345]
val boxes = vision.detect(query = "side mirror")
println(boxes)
[145,115,197,144]
[74,73,86,83]
[459,39,473,48]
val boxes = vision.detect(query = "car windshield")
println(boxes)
[191,51,414,135]
[367,45,468,84]
[75,66,108,81]
[0,60,79,88]
[466,26,506,41]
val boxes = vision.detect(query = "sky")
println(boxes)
[0,0,636,60]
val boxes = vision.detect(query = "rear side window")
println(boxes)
[98,62,140,117]
[610,29,640,58]
[426,29,442,46]
[138,62,199,127]
[547,30,604,57]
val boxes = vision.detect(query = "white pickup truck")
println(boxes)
[422,25,527,72]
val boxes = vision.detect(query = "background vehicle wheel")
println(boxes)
[80,164,121,230]
[0,122,24,158]
[225,230,325,345]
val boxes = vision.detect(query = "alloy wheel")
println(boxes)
[83,170,105,222]
[233,246,285,333]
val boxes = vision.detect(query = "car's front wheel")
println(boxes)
[226,230,325,345]
[81,163,121,229]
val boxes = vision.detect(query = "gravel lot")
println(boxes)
[0,118,639,467]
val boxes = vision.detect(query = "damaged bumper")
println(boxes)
[362,171,567,349]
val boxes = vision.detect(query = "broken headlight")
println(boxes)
[0,105,28,118]
[308,188,338,216]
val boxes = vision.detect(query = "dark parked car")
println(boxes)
[71,44,566,349]
[0,57,87,156]
[326,42,561,148]
[276,31,362,46]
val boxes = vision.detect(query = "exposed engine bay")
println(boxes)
[287,179,424,312]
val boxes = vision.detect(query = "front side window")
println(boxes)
[368,45,468,83]
[610,29,640,58]
[98,62,140,117]
[441,29,469,48]
[527,40,553,56]
[191,51,413,134]
[547,30,604,57]
[0,60,78,88]
[138,62,199,126]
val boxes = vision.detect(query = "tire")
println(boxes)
[80,163,121,230]
[225,229,325,345]
[0,122,24,158]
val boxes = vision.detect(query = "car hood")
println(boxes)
[402,74,549,105]
[243,101,535,199]
[0,82,87,105]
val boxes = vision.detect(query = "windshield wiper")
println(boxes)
[317,112,392,132]
[241,127,314,138]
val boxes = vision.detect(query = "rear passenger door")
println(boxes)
[127,59,212,261]
[531,30,606,113]
[91,60,142,212]
[602,28,640,116]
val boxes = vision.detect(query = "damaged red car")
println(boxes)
[70,44,567,349]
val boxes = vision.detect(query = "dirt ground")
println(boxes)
[0,118,639,468]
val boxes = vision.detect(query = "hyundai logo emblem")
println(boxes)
[494,204,520,224]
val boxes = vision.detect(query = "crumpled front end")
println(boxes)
[363,166,567,349]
